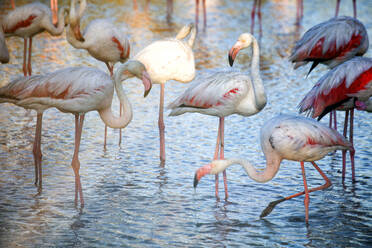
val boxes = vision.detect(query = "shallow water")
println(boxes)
[0,0,372,247]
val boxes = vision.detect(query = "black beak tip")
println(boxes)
[193,174,199,188]
[228,55,234,67]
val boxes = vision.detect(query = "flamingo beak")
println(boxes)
[193,163,214,188]
[142,71,152,97]
[72,24,85,42]
[51,0,58,27]
[228,41,242,67]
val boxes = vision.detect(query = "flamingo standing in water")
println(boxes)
[135,23,196,163]
[194,114,353,223]
[67,0,131,147]
[169,33,266,200]
[0,61,152,205]
[298,57,372,183]
[2,2,66,76]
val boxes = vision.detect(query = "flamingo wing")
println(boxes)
[298,57,372,119]
[168,69,248,116]
[289,16,368,69]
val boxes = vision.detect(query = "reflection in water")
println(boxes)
[0,0,371,247]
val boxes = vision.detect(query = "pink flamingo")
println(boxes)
[0,28,9,64]
[0,61,152,204]
[67,0,131,147]
[2,2,67,76]
[169,33,266,200]
[298,57,372,183]
[135,23,196,163]
[194,114,353,223]
[335,0,357,18]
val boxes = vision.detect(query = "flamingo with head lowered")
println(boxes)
[0,60,152,205]
[169,33,266,200]
[194,114,353,223]
[2,1,67,76]
[67,0,131,147]
[298,56,372,183]
[134,23,196,163]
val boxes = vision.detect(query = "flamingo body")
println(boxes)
[134,38,195,84]
[289,16,368,72]
[169,69,262,118]
[299,57,372,119]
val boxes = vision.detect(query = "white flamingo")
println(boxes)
[134,23,196,163]
[169,33,266,200]
[0,61,152,205]
[2,2,67,76]
[194,114,353,223]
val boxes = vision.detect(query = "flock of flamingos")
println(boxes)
[0,0,371,224]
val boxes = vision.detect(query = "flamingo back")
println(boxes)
[134,39,195,84]
[289,16,369,69]
[261,115,352,162]
[168,69,250,117]
[298,57,372,118]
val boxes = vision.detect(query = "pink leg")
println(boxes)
[27,38,32,76]
[166,0,173,23]
[23,39,27,76]
[335,0,340,17]
[333,110,337,131]
[300,161,310,223]
[105,63,114,148]
[329,112,332,128]
[342,110,349,182]
[159,84,166,162]
[251,0,257,34]
[213,120,221,200]
[72,114,85,207]
[349,108,355,183]
[51,0,58,26]
[257,0,262,37]
[202,0,207,28]
[352,0,356,18]
[33,113,43,193]
[195,0,200,29]
[11,0,15,9]
[219,117,228,200]
[133,0,137,10]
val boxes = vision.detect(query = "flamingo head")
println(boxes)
[228,33,254,66]
[124,60,152,97]
[193,160,230,188]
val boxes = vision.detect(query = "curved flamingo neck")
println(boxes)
[43,7,67,35]
[217,154,282,183]
[98,65,133,129]
[250,37,267,111]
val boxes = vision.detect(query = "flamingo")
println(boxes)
[2,2,67,76]
[0,28,9,64]
[67,0,131,147]
[169,33,266,200]
[194,114,353,223]
[298,56,372,183]
[134,23,196,163]
[336,0,357,18]
[0,61,152,204]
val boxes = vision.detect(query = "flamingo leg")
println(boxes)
[104,62,115,148]
[251,0,258,34]
[333,110,337,131]
[349,108,355,183]
[219,117,228,200]
[352,0,357,18]
[342,110,349,182]
[159,83,166,162]
[166,0,173,23]
[261,161,331,220]
[202,0,207,29]
[27,38,32,76]
[23,39,27,76]
[335,0,341,17]
[133,0,138,10]
[213,120,221,200]
[51,0,58,26]
[33,113,43,193]
[329,111,332,128]
[72,114,85,207]
[296,0,303,25]
[195,0,200,29]
[257,0,262,37]
[301,162,310,223]
[11,0,15,9]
